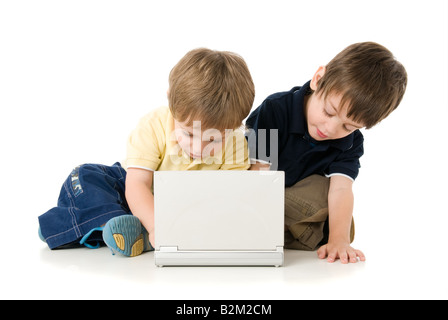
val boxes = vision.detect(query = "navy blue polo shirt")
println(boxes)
[245,81,364,187]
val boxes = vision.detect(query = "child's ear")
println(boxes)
[310,66,326,91]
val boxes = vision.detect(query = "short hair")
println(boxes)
[168,48,255,130]
[315,42,407,129]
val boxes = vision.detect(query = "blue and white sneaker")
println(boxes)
[102,215,153,257]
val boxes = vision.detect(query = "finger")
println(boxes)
[327,250,337,263]
[317,245,327,259]
[339,250,349,264]
[355,249,366,261]
[347,250,358,263]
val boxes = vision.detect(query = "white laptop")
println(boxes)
[153,170,284,267]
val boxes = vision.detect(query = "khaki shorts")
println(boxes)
[284,174,355,251]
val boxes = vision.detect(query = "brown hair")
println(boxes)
[315,42,407,129]
[168,48,255,130]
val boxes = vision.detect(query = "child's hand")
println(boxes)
[317,241,366,264]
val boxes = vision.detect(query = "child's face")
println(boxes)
[306,66,364,141]
[305,91,364,141]
[174,120,226,159]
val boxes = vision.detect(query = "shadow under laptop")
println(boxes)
[39,245,365,292]
[39,245,290,286]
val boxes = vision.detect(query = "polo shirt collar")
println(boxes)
[289,81,355,151]
[289,81,310,135]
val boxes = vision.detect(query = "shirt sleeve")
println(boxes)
[326,130,364,181]
[125,111,165,171]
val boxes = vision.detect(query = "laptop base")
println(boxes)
[155,246,283,267]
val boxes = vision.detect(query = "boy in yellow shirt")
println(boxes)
[38,48,255,257]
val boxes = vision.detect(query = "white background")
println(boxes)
[1,0,447,300]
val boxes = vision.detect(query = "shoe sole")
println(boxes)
[103,215,145,257]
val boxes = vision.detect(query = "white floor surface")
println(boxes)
[1,0,447,301]
[2,190,448,300]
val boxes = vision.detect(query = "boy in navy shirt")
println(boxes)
[246,42,407,263]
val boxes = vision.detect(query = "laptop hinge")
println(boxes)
[159,246,178,252]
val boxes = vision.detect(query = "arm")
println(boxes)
[125,168,155,247]
[317,175,366,263]
[249,161,270,171]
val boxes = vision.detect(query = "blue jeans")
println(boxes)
[38,163,131,249]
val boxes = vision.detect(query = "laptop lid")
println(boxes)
[154,170,284,252]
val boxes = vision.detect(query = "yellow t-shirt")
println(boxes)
[124,107,250,171]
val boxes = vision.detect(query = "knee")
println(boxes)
[285,175,329,210]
